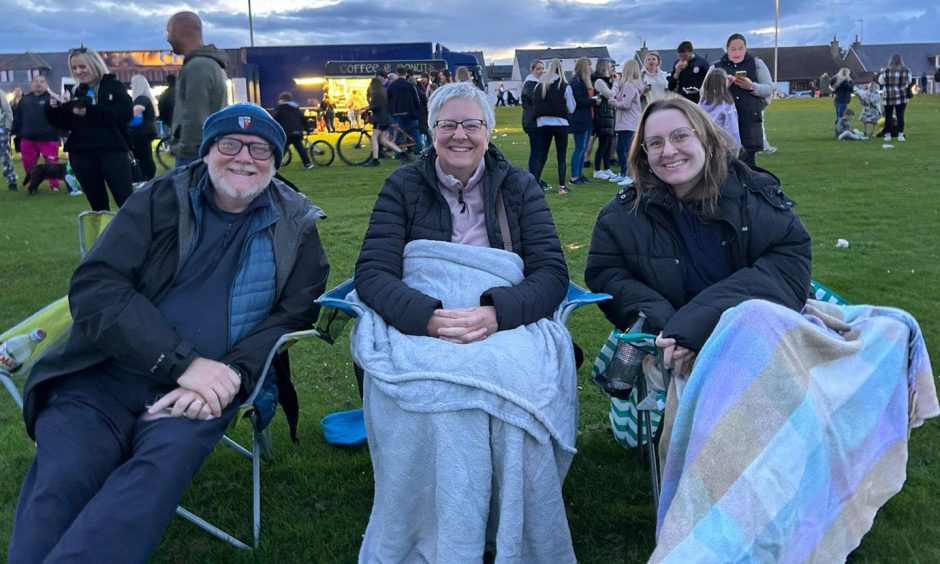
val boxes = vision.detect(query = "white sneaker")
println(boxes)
[608,174,624,183]
[762,145,778,154]
[898,134,906,142]
[592,170,612,180]
[617,175,634,186]
[884,134,891,141]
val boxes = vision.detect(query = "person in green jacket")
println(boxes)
[165,11,229,167]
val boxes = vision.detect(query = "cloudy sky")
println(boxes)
[4,0,938,64]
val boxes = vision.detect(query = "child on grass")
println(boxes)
[698,68,741,149]
[835,108,867,140]
[855,82,883,138]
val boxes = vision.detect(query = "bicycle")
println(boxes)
[281,137,334,167]
[336,123,417,166]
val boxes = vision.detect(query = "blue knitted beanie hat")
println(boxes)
[200,103,287,167]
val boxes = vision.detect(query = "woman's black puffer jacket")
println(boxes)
[585,158,812,351]
[355,144,569,336]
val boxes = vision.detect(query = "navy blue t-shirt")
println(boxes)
[670,200,733,300]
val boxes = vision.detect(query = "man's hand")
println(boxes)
[674,60,688,76]
[426,306,498,344]
[147,387,214,420]
[174,357,242,416]
[655,334,697,378]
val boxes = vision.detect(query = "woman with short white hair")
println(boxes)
[353,81,576,562]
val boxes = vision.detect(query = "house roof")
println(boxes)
[486,64,513,80]
[850,42,940,76]
[0,52,52,71]
[515,45,612,80]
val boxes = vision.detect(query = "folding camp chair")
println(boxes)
[1,211,328,550]
[315,277,611,342]
[1,212,116,408]
[592,280,851,515]
[312,278,612,442]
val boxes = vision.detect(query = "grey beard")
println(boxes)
[208,163,274,206]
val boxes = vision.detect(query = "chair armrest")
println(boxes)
[239,328,322,408]
[557,281,612,325]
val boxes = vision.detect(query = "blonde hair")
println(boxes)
[629,96,739,217]
[538,58,566,99]
[644,51,661,66]
[573,57,592,88]
[455,66,472,83]
[617,60,640,89]
[699,68,734,105]
[68,48,109,85]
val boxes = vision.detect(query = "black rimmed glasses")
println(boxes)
[215,138,275,160]
[433,119,487,133]
[641,127,697,156]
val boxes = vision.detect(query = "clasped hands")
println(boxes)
[654,334,697,378]
[146,357,242,421]
[426,306,498,344]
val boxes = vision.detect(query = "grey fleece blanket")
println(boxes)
[350,240,578,564]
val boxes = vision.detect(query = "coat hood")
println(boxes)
[185,44,228,68]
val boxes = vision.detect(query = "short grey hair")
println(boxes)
[427,81,495,132]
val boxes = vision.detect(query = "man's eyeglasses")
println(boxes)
[433,119,487,133]
[215,138,275,160]
[641,127,697,155]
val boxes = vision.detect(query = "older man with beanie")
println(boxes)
[8,103,330,563]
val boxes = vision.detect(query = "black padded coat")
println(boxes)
[584,158,812,351]
[355,144,569,336]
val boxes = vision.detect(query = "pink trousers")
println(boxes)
[21,139,61,188]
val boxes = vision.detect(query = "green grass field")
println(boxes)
[1,96,938,562]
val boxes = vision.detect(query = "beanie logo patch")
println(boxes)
[238,116,252,129]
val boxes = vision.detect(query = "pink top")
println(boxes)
[435,158,489,247]
[610,79,644,132]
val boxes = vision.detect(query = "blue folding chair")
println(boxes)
[313,278,612,442]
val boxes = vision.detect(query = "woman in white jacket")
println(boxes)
[607,60,644,186]
[640,51,669,107]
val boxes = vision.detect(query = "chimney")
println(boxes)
[830,36,841,60]
[852,35,861,51]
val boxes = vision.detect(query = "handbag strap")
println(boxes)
[494,188,513,252]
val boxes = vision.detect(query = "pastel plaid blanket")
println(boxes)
[652,299,938,563]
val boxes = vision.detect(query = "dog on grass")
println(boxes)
[23,163,68,195]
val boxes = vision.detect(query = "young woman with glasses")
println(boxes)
[585,96,811,378]
[45,47,134,210]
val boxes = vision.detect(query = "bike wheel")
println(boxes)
[308,140,335,166]
[155,138,172,170]
[336,129,372,166]
[282,146,293,167]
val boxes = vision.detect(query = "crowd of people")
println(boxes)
[0,16,933,562]
[519,37,777,196]
[826,53,915,142]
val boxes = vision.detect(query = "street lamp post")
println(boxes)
[248,0,255,47]
[774,0,779,88]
